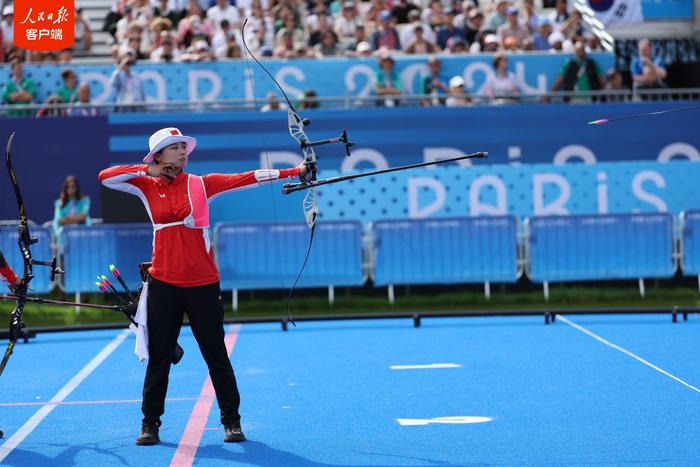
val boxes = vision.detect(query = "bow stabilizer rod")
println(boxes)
[299,128,355,157]
[282,151,488,194]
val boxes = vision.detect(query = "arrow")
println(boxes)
[587,104,700,125]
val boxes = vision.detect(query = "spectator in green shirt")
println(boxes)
[56,69,79,104]
[375,52,403,107]
[2,60,36,116]
[550,41,606,102]
[37,68,80,117]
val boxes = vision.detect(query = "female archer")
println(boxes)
[99,127,306,445]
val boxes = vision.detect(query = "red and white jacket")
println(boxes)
[98,165,300,287]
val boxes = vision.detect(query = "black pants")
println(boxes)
[142,277,240,425]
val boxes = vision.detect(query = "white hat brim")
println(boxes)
[143,135,197,163]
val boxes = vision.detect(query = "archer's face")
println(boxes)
[158,142,189,169]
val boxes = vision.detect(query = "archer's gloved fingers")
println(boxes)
[300,163,316,183]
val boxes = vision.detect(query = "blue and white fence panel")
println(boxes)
[680,209,700,279]
[62,224,154,293]
[0,222,53,293]
[372,216,519,301]
[214,220,365,308]
[526,213,675,297]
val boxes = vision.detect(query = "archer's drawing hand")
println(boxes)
[148,163,179,182]
[298,161,315,183]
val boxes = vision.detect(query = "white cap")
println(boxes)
[194,40,209,50]
[356,41,371,53]
[3,5,13,16]
[484,34,498,44]
[449,76,465,88]
[548,31,565,45]
[143,128,197,163]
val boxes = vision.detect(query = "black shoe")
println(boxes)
[135,421,160,445]
[224,421,246,443]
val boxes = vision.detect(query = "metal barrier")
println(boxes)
[526,213,675,299]
[8,211,697,306]
[371,216,520,303]
[61,224,153,293]
[214,220,365,309]
[680,209,700,291]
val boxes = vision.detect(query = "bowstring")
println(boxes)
[240,20,295,325]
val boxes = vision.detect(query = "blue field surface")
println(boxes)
[0,314,698,466]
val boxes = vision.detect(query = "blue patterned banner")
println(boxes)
[192,160,700,225]
[1,52,614,104]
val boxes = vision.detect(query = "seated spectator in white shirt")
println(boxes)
[212,19,234,51]
[400,10,436,49]
[305,6,334,38]
[453,0,476,30]
[484,52,520,104]
[548,0,569,30]
[150,33,182,62]
[335,1,364,47]
[404,25,437,54]
[207,0,240,31]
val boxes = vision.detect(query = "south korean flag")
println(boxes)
[588,0,643,27]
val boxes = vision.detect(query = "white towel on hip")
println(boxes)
[134,281,149,362]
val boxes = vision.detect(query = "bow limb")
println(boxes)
[0,132,62,376]
[0,132,32,376]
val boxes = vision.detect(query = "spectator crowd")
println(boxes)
[0,0,669,113]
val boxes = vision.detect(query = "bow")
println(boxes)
[241,20,354,324]
[0,132,63,376]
